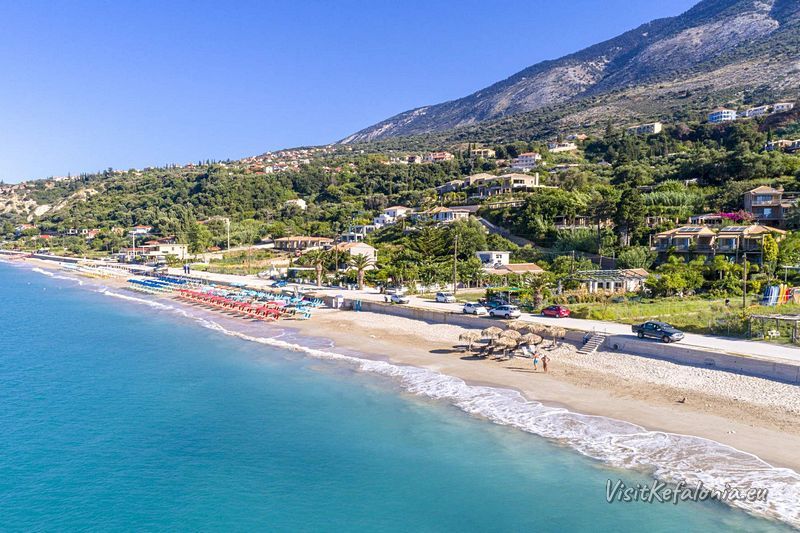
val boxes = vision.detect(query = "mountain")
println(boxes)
[342,0,800,144]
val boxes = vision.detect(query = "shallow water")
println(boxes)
[0,263,794,531]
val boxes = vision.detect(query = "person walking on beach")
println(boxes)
[541,354,550,373]
[532,351,539,372]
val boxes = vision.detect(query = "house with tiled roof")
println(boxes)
[743,185,795,228]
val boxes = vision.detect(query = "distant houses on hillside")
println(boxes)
[423,151,454,163]
[510,152,541,171]
[626,122,663,135]
[708,102,794,124]
[652,224,785,261]
[743,185,796,229]
[436,172,550,199]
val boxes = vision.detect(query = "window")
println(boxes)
[762,207,773,217]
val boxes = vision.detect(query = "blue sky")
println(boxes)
[0,0,698,182]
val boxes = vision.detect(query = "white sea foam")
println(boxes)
[190,318,800,528]
[32,267,83,285]
[86,282,800,528]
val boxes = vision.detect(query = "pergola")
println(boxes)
[749,314,800,343]
[572,269,649,293]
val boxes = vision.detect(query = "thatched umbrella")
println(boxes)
[481,326,504,340]
[522,333,544,345]
[459,331,482,352]
[500,329,522,341]
[494,336,518,358]
[549,326,567,346]
[523,323,547,336]
[506,320,528,331]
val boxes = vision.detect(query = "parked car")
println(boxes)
[489,305,522,319]
[387,293,410,304]
[541,305,571,318]
[463,302,488,315]
[271,280,288,288]
[435,292,456,303]
[479,298,507,310]
[631,321,685,343]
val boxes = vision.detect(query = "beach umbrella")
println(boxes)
[524,324,547,336]
[522,333,543,345]
[506,320,528,331]
[549,326,567,346]
[494,336,518,357]
[500,329,522,340]
[459,331,482,352]
[481,326,503,339]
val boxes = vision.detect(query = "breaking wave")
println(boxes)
[85,281,798,528]
[32,267,84,285]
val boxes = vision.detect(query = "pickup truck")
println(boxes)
[631,321,685,343]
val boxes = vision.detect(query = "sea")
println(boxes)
[0,261,796,531]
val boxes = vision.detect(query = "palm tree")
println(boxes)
[305,249,329,287]
[348,253,373,290]
[526,272,555,308]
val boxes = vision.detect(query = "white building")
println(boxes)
[421,206,470,224]
[332,242,377,269]
[708,108,738,123]
[626,122,662,135]
[130,225,153,236]
[547,141,578,153]
[773,102,795,113]
[423,151,454,163]
[373,205,412,227]
[510,152,542,171]
[475,251,510,269]
[285,198,307,211]
[740,105,769,119]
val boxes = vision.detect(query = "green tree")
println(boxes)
[614,187,645,247]
[617,246,656,270]
[188,222,213,254]
[762,234,779,280]
[305,249,329,287]
[349,253,373,290]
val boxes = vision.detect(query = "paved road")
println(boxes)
[170,268,800,365]
[314,288,800,364]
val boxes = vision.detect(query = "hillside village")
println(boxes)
[4,99,800,338]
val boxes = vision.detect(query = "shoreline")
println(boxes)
[8,257,800,528]
[14,257,800,468]
[285,310,800,469]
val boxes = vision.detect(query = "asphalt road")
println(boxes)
[170,268,800,364]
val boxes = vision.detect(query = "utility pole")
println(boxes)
[453,233,458,295]
[742,252,748,317]
[225,218,230,251]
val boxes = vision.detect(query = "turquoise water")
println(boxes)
[0,263,792,531]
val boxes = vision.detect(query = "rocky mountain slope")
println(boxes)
[342,0,800,144]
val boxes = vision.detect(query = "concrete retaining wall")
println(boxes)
[605,335,800,385]
[320,295,800,385]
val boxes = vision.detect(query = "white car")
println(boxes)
[387,293,410,304]
[435,292,456,303]
[463,302,488,315]
[489,305,521,319]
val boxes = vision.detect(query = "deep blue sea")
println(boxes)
[0,262,793,531]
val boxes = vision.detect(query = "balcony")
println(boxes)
[751,197,781,207]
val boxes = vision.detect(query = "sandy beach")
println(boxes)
[283,308,800,473]
[14,256,800,474]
